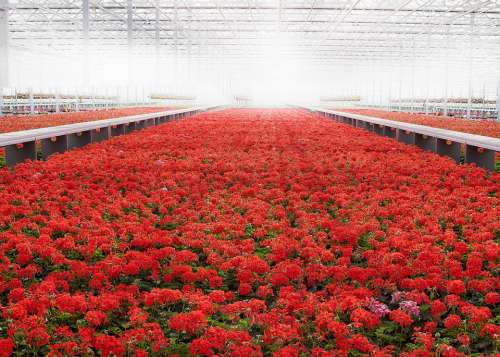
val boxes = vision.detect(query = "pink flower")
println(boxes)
[365,298,390,318]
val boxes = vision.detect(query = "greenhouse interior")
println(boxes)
[0,0,499,356]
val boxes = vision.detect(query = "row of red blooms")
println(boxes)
[0,107,175,133]
[339,108,500,139]
[0,109,498,355]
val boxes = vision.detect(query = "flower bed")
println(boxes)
[338,109,500,139]
[0,109,498,356]
[0,107,175,133]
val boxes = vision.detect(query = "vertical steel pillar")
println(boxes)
[91,87,96,109]
[443,26,449,117]
[425,32,430,115]
[398,45,403,111]
[410,36,415,113]
[466,14,475,120]
[55,92,60,113]
[187,6,192,85]
[497,79,500,121]
[29,89,35,115]
[75,90,80,111]
[0,0,8,115]
[154,0,160,90]
[127,0,134,91]
[173,0,178,91]
[371,61,376,106]
[387,65,392,111]
[82,0,90,87]
[379,66,383,108]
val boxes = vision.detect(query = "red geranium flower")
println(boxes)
[389,309,413,327]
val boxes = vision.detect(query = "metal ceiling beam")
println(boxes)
[10,5,500,14]
[4,0,500,72]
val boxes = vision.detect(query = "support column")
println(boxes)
[173,0,178,89]
[371,61,376,106]
[466,14,475,120]
[424,33,430,115]
[29,89,35,115]
[443,26,450,117]
[496,79,500,121]
[82,0,90,86]
[398,45,403,111]
[55,92,60,113]
[0,0,8,107]
[154,0,160,90]
[127,0,134,89]
[410,36,415,113]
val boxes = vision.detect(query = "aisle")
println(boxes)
[0,109,498,355]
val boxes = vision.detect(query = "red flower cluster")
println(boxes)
[0,109,498,355]
[0,107,175,133]
[340,108,500,138]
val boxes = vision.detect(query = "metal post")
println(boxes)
[443,26,449,117]
[187,7,192,86]
[55,91,60,113]
[29,89,35,115]
[127,0,133,88]
[398,45,402,111]
[173,0,178,90]
[425,33,430,115]
[410,36,415,113]
[387,74,392,111]
[154,0,160,90]
[379,71,383,108]
[466,14,475,120]
[82,0,90,87]
[75,90,80,111]
[0,0,8,104]
[497,79,500,121]
[481,83,486,119]
[372,62,376,107]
